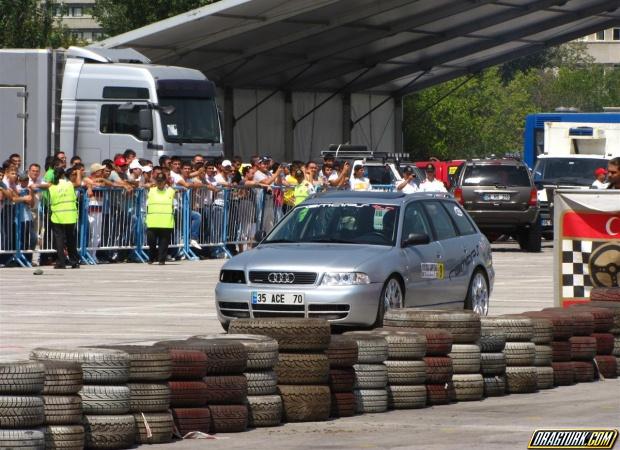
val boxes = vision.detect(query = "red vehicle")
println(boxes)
[414,159,464,189]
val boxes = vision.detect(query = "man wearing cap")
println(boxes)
[48,166,82,268]
[146,173,176,264]
[419,163,447,193]
[128,159,144,185]
[113,155,129,181]
[396,166,419,194]
[591,167,608,189]
[351,164,371,191]
[254,156,282,185]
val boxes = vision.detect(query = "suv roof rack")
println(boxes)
[321,144,409,162]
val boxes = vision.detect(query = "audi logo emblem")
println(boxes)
[268,272,295,283]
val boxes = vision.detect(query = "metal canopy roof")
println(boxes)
[96,0,620,95]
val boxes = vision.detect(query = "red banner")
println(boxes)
[562,211,620,239]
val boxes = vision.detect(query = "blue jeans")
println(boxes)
[190,210,201,241]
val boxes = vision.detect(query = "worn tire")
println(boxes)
[330,391,356,417]
[278,385,331,422]
[246,395,282,427]
[326,336,358,368]
[229,318,331,351]
[0,429,45,449]
[594,355,618,379]
[328,368,355,392]
[353,364,388,389]
[535,366,554,390]
[127,383,170,413]
[483,376,506,397]
[384,360,426,385]
[572,361,595,382]
[41,362,83,395]
[551,341,572,362]
[552,362,575,386]
[83,414,135,449]
[30,348,130,385]
[44,424,84,450]
[569,336,597,361]
[534,345,553,367]
[341,334,389,364]
[528,317,554,344]
[543,309,595,336]
[522,312,574,340]
[368,329,427,360]
[414,329,453,355]
[95,345,172,381]
[203,375,247,404]
[171,407,210,435]
[591,333,614,355]
[0,396,45,428]
[79,385,130,415]
[169,349,208,380]
[569,305,614,333]
[448,344,481,374]
[354,389,387,414]
[425,384,450,405]
[275,353,329,385]
[480,352,506,376]
[133,411,173,444]
[0,361,45,395]
[191,334,279,370]
[481,317,533,342]
[42,395,82,425]
[582,302,620,334]
[423,357,453,384]
[384,309,480,344]
[452,374,484,401]
[479,329,506,353]
[504,342,536,367]
[168,381,208,408]
[155,339,247,374]
[244,371,278,396]
[590,287,620,302]
[387,385,427,409]
[208,404,248,433]
[505,367,537,394]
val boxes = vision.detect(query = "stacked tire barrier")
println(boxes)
[0,361,46,450]
[479,320,507,397]
[448,342,483,402]
[228,318,332,423]
[341,333,389,414]
[325,336,358,418]
[524,316,554,390]
[31,348,136,449]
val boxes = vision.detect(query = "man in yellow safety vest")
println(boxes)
[48,166,82,269]
[146,172,175,264]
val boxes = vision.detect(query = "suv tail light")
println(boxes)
[528,188,538,206]
[454,187,464,205]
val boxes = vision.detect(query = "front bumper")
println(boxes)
[215,282,383,327]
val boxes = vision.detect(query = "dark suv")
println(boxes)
[451,159,541,252]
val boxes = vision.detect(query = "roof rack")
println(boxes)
[321,144,409,162]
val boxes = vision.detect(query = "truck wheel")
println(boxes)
[525,219,542,253]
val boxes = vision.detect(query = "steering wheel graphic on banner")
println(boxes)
[589,243,620,288]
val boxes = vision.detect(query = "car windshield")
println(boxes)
[533,157,607,186]
[159,97,220,144]
[264,203,400,246]
[462,165,530,187]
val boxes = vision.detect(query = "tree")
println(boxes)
[92,0,220,38]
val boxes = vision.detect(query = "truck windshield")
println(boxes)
[533,158,608,186]
[159,97,220,143]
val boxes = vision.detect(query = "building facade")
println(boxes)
[579,28,620,65]
[53,0,104,42]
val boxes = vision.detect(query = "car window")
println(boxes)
[462,165,530,186]
[422,201,458,241]
[366,166,394,185]
[402,202,433,240]
[442,201,476,235]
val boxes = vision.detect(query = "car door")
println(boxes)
[400,201,444,307]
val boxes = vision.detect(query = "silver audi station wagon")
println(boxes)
[215,191,494,329]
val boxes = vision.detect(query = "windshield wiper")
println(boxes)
[264,239,296,244]
[307,238,357,244]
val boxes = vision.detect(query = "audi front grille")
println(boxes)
[249,271,317,285]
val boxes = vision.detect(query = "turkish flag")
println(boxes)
[562,212,620,239]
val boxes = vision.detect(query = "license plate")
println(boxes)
[251,291,304,305]
[542,219,552,226]
[483,193,510,201]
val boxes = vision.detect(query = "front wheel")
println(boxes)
[374,276,404,327]
[465,270,489,316]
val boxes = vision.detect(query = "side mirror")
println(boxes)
[255,230,267,242]
[138,109,153,141]
[402,233,430,247]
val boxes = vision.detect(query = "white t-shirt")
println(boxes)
[351,176,371,191]
[592,179,609,189]
[214,173,230,185]
[419,178,447,192]
[398,180,419,194]
[170,171,183,185]
[253,170,269,183]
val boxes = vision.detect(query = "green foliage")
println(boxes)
[92,0,218,37]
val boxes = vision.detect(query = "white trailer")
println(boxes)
[543,121,620,159]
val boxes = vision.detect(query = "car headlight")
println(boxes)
[321,272,370,286]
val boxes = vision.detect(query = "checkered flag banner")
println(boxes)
[561,239,595,299]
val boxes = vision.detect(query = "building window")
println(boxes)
[595,30,606,41]
[613,28,620,41]
[71,31,83,39]
[70,7,83,17]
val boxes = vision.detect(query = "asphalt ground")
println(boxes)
[1,240,618,449]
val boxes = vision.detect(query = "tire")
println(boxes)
[425,384,450,405]
[341,334,389,364]
[386,385,427,409]
[412,329,453,356]
[581,302,620,334]
[464,270,489,316]
[0,429,45,449]
[534,345,553,367]
[569,305,614,333]
[30,348,130,385]
[208,404,248,433]
[133,411,173,444]
[535,366,554,390]
[79,385,130,415]
[528,317,554,344]
[479,329,506,353]
[551,341,572,362]
[44,424,84,450]
[448,344,481,374]
[543,309,595,336]
[451,374,484,401]
[244,371,278,396]
[326,336,358,368]
[246,395,282,427]
[171,407,210,435]
[203,375,248,404]
[614,336,620,357]
[155,339,247,375]
[423,357,453,384]
[384,360,426,385]
[127,383,170,413]
[552,362,575,386]
[483,376,506,397]
[42,395,82,425]
[191,334,278,370]
[330,392,356,417]
[83,414,136,449]
[590,287,620,302]
[569,336,597,361]
[504,342,536,367]
[169,349,208,380]
[375,276,405,327]
[353,364,388,389]
[0,396,45,428]
[591,333,614,355]
[41,361,83,395]
[384,309,480,344]
[481,316,533,342]
[167,381,208,408]
[275,353,329,385]
[95,346,172,381]
[594,355,618,379]
[480,352,506,376]
[228,318,331,352]
[328,368,355,392]
[522,312,574,340]
[505,366,537,394]
[353,389,388,414]
[0,361,45,395]
[368,329,427,360]
[278,385,331,422]
[524,218,542,253]
[572,361,595,382]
